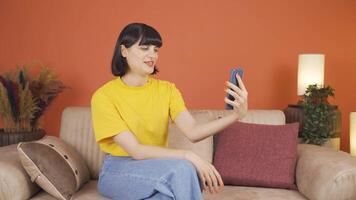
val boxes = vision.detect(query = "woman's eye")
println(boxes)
[140,46,158,52]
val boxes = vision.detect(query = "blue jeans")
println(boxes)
[98,154,203,200]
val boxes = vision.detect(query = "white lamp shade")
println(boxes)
[297,54,325,95]
[350,112,356,156]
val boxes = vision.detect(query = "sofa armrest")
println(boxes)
[0,144,40,200]
[296,144,356,200]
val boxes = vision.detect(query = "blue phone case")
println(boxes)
[225,68,244,110]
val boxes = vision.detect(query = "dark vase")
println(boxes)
[0,129,46,147]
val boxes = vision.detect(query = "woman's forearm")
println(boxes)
[185,74,248,143]
[134,144,188,160]
[190,113,240,143]
[113,131,188,160]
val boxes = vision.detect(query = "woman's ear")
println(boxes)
[120,45,127,57]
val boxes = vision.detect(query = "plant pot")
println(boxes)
[298,137,340,151]
[322,137,340,151]
[0,129,46,147]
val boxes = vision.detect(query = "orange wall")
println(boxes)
[0,0,355,152]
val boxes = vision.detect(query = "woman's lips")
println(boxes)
[144,61,154,67]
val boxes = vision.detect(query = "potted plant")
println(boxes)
[0,64,65,146]
[297,84,341,146]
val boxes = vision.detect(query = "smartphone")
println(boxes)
[225,68,244,110]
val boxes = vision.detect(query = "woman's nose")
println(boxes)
[148,50,158,59]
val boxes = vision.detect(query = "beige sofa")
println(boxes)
[1,107,356,200]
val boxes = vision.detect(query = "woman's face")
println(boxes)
[121,41,159,76]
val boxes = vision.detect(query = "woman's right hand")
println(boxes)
[184,151,224,194]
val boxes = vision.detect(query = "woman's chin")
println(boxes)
[141,69,153,76]
[147,67,155,74]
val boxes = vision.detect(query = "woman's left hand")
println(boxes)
[224,74,248,120]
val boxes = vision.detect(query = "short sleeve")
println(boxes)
[169,83,187,121]
[91,92,129,143]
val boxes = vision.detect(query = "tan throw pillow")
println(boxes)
[17,136,90,200]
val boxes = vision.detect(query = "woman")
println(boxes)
[91,23,248,200]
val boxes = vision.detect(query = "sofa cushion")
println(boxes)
[17,136,90,200]
[203,185,307,200]
[30,181,110,200]
[213,122,299,189]
[0,144,40,200]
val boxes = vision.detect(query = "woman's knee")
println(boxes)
[170,159,197,175]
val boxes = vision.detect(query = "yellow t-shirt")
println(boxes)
[91,77,187,156]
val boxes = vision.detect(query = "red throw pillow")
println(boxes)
[213,122,299,189]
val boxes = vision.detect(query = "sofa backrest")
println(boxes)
[59,107,285,179]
